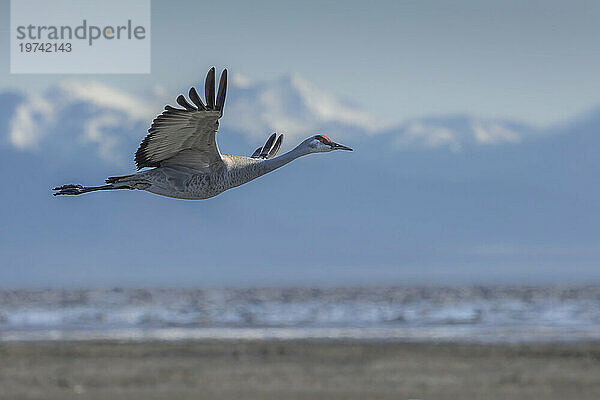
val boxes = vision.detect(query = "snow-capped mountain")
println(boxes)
[0,74,541,169]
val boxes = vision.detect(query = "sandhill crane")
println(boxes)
[53,67,353,200]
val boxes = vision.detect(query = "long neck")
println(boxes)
[225,144,311,190]
[257,144,310,175]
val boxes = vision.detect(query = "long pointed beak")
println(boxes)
[331,141,353,151]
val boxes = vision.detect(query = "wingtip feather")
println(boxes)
[176,95,196,111]
[216,69,228,113]
[188,87,206,110]
[251,147,262,158]
[268,134,284,158]
[205,67,216,109]
[259,133,277,158]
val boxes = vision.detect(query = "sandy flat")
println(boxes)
[1,340,599,399]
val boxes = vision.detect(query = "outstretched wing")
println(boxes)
[135,67,228,170]
[250,133,283,159]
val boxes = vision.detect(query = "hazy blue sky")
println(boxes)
[1,1,599,287]
[2,0,600,125]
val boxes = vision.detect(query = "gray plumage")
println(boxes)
[53,67,353,200]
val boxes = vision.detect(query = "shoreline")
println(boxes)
[1,340,599,399]
[2,336,600,344]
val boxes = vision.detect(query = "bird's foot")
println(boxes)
[52,184,85,196]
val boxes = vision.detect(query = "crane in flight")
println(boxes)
[53,67,353,199]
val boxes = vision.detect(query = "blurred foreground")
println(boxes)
[1,340,599,400]
[2,286,600,343]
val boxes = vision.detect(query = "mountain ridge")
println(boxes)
[0,74,569,168]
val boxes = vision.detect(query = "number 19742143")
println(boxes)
[19,42,72,52]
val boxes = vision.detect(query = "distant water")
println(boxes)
[1,286,599,343]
